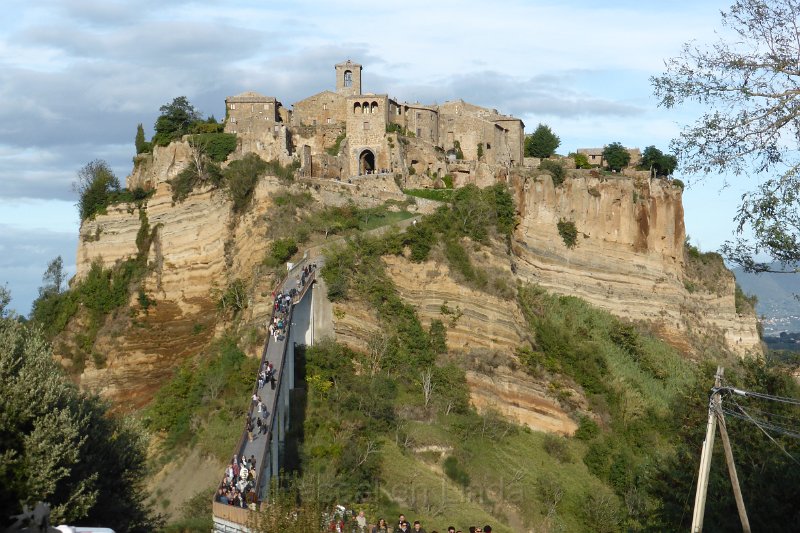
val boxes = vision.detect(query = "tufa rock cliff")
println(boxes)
[65,144,760,429]
[510,171,760,357]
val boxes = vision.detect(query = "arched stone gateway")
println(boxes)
[359,149,375,175]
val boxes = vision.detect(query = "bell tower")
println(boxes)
[335,60,362,96]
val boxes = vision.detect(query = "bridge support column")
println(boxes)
[271,418,279,475]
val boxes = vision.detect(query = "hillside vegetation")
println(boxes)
[23,167,799,532]
[290,184,800,532]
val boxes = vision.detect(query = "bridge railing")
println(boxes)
[213,259,317,525]
[253,268,316,500]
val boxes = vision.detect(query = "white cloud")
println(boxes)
[0,0,745,313]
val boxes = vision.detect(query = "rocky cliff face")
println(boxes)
[67,144,760,421]
[510,171,760,357]
[70,143,283,406]
[330,252,583,436]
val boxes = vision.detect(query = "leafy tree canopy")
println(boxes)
[74,159,120,221]
[0,308,161,530]
[39,256,65,299]
[639,145,678,176]
[134,123,150,154]
[602,142,630,172]
[525,123,561,158]
[153,96,202,147]
[652,0,800,273]
[0,284,10,318]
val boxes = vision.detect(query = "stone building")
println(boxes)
[224,91,291,161]
[225,60,526,180]
[577,146,642,169]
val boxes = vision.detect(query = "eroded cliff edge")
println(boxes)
[63,144,760,430]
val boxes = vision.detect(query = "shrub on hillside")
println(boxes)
[267,238,298,266]
[543,433,572,463]
[443,455,470,488]
[225,153,268,212]
[189,133,237,162]
[539,159,566,186]
[557,219,578,248]
[76,159,121,221]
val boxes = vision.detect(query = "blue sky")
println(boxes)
[0,0,748,314]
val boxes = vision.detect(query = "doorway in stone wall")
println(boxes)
[359,149,375,175]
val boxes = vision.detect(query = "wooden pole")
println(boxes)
[691,366,723,532]
[715,406,751,532]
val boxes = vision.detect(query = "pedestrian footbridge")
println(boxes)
[212,258,320,532]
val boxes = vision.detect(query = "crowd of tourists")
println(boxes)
[330,511,494,533]
[215,454,258,509]
[214,262,317,510]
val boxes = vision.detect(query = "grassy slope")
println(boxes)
[368,281,700,531]
[141,182,741,530]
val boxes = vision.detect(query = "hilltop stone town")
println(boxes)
[224,59,528,182]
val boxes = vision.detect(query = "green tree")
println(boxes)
[572,152,591,169]
[152,96,201,147]
[652,0,800,273]
[640,146,678,176]
[639,146,663,173]
[0,284,10,318]
[39,256,65,298]
[225,152,268,212]
[74,159,120,220]
[525,123,561,158]
[134,123,150,154]
[647,360,800,531]
[0,313,161,530]
[602,142,631,172]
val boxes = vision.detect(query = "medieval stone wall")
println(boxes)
[292,124,346,157]
[394,104,439,145]
[224,93,279,137]
[495,118,525,165]
[291,91,346,127]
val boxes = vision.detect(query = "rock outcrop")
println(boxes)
[510,171,760,357]
[66,143,761,422]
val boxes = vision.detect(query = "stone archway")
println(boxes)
[359,149,375,175]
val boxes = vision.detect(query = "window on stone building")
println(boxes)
[363,102,369,114]
[313,119,317,126]
[364,122,370,130]
[327,118,332,124]
[230,103,236,110]
[344,70,353,87]
[416,112,421,119]
[371,102,378,113]
[487,143,491,149]
[354,102,361,114]
[416,128,421,137]
[323,103,327,111]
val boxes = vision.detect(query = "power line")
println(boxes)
[728,401,800,467]
[730,404,800,425]
[718,380,800,407]
[722,405,800,436]
[722,407,800,440]
[740,390,800,407]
